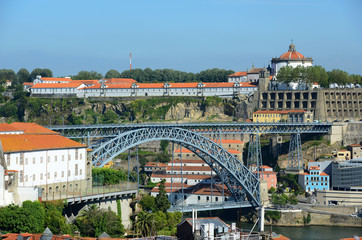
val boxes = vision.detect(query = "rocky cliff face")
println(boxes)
[14,97,254,125]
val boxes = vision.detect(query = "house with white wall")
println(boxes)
[0,122,90,204]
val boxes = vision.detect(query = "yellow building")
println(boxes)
[252,110,313,123]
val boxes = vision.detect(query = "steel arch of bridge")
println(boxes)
[91,127,260,207]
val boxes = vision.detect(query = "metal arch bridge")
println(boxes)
[91,127,261,207]
[47,122,332,138]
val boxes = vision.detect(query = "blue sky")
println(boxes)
[0,0,361,76]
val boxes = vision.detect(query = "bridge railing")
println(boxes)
[42,182,138,201]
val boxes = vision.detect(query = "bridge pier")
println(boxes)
[247,134,263,177]
[286,133,304,174]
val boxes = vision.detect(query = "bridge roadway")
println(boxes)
[47,122,332,138]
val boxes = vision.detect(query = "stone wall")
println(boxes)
[257,88,362,122]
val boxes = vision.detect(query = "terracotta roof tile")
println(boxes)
[166,166,212,171]
[41,77,72,82]
[9,122,58,134]
[229,71,247,77]
[0,134,87,152]
[0,123,22,133]
[23,82,34,86]
[105,78,136,84]
[30,83,83,89]
[136,83,165,88]
[169,82,199,88]
[279,51,305,60]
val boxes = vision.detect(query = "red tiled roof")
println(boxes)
[151,173,212,180]
[166,166,212,172]
[41,77,72,82]
[203,82,234,88]
[23,82,34,86]
[229,71,247,77]
[279,51,305,60]
[137,83,164,88]
[214,139,244,144]
[0,134,87,152]
[9,122,58,134]
[72,80,99,85]
[320,172,328,176]
[300,172,309,175]
[168,159,206,164]
[0,123,21,133]
[169,82,199,88]
[105,78,136,84]
[349,144,362,147]
[30,83,83,89]
[145,162,167,167]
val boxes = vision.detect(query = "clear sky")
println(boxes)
[0,0,361,77]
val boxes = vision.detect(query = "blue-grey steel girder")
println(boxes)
[91,127,261,206]
[247,134,263,179]
[287,133,303,170]
[47,122,332,139]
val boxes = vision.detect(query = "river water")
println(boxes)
[241,223,362,240]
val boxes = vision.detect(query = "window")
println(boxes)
[16,157,18,164]
[80,153,82,160]
[68,170,71,177]
[55,156,57,162]
[80,169,82,175]
[206,196,209,201]
[33,174,36,181]
[25,158,28,165]
[48,173,50,179]
[54,172,57,178]
[20,153,24,165]
[33,157,36,164]
[75,164,78,176]
[40,157,43,163]
[6,154,10,166]
[75,149,79,160]
[68,154,71,161]
[20,171,24,182]
[25,175,28,182]
[47,156,50,163]
[62,155,64,161]
[215,197,218,202]
[40,173,43,180]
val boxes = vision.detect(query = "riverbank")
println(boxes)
[264,206,362,227]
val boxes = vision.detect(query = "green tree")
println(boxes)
[307,65,329,87]
[105,69,121,79]
[30,68,53,80]
[72,71,103,80]
[328,69,349,86]
[42,201,72,234]
[103,110,118,123]
[67,113,83,125]
[349,74,362,85]
[0,69,16,82]
[0,103,17,117]
[76,204,124,237]
[133,211,156,237]
[17,68,31,84]
[276,66,294,86]
[160,140,169,154]
[196,68,234,82]
[139,195,156,212]
[155,179,170,212]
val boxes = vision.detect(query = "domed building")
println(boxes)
[271,42,313,75]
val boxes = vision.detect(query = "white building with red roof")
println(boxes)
[271,42,313,76]
[0,122,91,206]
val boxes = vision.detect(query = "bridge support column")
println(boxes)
[247,134,263,178]
[287,133,303,173]
[258,205,265,232]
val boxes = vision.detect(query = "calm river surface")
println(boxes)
[241,223,362,240]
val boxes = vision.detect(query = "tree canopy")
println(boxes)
[119,68,234,83]
[17,68,31,84]
[30,68,53,80]
[105,69,121,79]
[276,65,359,88]
[72,71,103,80]
[0,69,16,82]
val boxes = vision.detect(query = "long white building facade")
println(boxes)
[25,76,258,98]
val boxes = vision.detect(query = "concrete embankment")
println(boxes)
[265,206,362,227]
